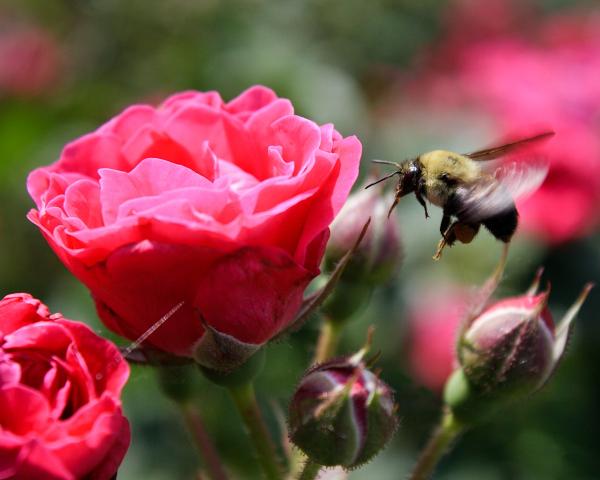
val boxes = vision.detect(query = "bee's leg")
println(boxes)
[440,214,451,238]
[433,221,457,260]
[387,192,401,218]
[414,190,429,218]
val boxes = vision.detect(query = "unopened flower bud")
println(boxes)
[446,274,593,420]
[288,345,398,468]
[326,180,403,285]
[459,291,555,395]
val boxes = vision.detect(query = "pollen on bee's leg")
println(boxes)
[454,223,478,244]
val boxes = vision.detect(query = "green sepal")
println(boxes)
[193,320,261,373]
[444,368,500,425]
[199,348,266,388]
[352,388,398,467]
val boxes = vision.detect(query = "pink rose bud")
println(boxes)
[27,86,361,369]
[446,275,593,419]
[323,180,402,321]
[289,342,398,468]
[327,179,403,285]
[459,291,555,395]
[0,293,130,480]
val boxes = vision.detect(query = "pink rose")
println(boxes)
[0,293,130,480]
[27,86,361,359]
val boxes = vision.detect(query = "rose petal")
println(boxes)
[194,246,314,344]
[55,319,129,397]
[160,90,224,113]
[12,438,74,480]
[63,179,103,229]
[0,294,50,339]
[0,385,50,434]
[55,133,127,179]
[44,394,129,480]
[3,322,71,354]
[0,359,20,387]
[226,85,278,117]
[99,157,211,225]
[86,241,222,356]
[294,136,362,264]
[101,104,155,140]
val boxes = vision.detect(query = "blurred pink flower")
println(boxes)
[406,287,470,393]
[0,24,61,97]
[408,6,600,244]
[441,0,531,51]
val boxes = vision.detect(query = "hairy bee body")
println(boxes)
[367,132,553,259]
[419,150,483,208]
[417,150,519,249]
[444,184,518,243]
[483,207,519,242]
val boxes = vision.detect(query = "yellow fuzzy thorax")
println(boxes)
[418,150,482,207]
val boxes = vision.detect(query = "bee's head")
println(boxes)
[366,158,422,218]
[396,160,420,197]
[365,158,420,192]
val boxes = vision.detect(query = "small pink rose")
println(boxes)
[0,293,130,480]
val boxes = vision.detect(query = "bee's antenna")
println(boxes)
[372,159,402,168]
[364,171,400,189]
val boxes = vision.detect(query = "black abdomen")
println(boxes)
[483,206,518,242]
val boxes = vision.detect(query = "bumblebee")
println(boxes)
[366,132,553,259]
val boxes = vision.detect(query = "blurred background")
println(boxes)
[1,0,599,478]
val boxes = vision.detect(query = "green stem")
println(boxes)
[409,410,464,480]
[314,317,343,364]
[181,403,230,480]
[297,459,321,480]
[228,382,283,480]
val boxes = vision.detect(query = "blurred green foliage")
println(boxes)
[0,0,598,479]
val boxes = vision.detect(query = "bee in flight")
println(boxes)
[366,132,554,260]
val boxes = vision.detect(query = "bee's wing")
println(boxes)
[494,160,548,199]
[454,161,548,221]
[465,131,555,161]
